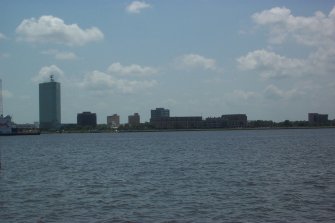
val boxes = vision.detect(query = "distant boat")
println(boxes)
[0,115,40,136]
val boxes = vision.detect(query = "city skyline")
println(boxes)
[1,1,335,124]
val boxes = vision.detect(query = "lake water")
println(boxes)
[0,129,335,223]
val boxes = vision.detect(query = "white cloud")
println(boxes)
[32,65,65,83]
[307,47,335,74]
[126,1,151,14]
[79,63,158,94]
[252,6,335,47]
[107,62,157,77]
[16,15,104,46]
[239,6,335,80]
[80,70,157,94]
[237,49,305,79]
[42,49,77,60]
[264,84,303,100]
[176,54,219,71]
[238,47,335,80]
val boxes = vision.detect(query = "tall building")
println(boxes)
[151,108,170,119]
[39,76,61,130]
[128,113,140,127]
[107,114,120,128]
[308,113,328,125]
[77,112,97,127]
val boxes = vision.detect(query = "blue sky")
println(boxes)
[1,0,335,124]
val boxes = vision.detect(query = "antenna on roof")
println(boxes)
[50,75,54,82]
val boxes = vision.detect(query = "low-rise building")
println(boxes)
[150,116,203,129]
[205,114,247,128]
[222,114,248,128]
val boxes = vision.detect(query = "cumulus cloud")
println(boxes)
[176,54,219,71]
[307,47,335,74]
[238,47,335,80]
[79,63,158,94]
[239,6,335,80]
[32,65,65,83]
[42,49,77,60]
[16,15,104,46]
[264,84,303,100]
[126,1,151,14]
[107,62,158,77]
[252,6,335,46]
[80,71,157,93]
[237,49,305,79]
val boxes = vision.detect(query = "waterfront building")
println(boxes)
[107,114,120,128]
[205,117,225,128]
[221,114,248,128]
[39,76,61,130]
[308,113,328,125]
[128,113,140,127]
[205,114,248,128]
[150,116,203,129]
[77,112,97,127]
[151,108,170,119]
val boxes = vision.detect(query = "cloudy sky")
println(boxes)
[1,0,335,124]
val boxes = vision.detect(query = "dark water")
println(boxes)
[1,129,335,223]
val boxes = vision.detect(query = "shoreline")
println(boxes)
[118,126,335,133]
[37,126,335,134]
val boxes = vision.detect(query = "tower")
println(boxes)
[39,75,61,130]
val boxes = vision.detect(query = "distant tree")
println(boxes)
[282,120,292,127]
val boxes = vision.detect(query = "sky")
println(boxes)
[1,0,335,124]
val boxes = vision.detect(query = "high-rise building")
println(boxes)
[39,76,61,130]
[308,113,328,125]
[77,112,97,127]
[107,114,120,128]
[128,113,140,127]
[151,108,170,120]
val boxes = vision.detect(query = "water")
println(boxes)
[1,129,335,223]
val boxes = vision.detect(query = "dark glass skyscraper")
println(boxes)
[39,76,61,130]
[151,108,170,119]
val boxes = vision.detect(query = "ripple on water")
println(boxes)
[0,130,335,222]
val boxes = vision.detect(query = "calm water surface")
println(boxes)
[0,129,335,223]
